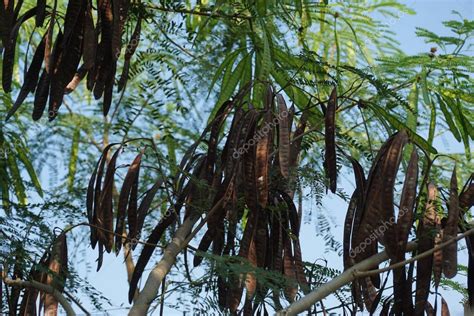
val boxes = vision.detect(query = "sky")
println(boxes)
[70,1,474,315]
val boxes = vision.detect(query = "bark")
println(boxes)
[128,213,199,315]
[3,277,75,315]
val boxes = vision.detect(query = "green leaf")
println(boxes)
[15,141,43,198]
[442,95,472,159]
[260,24,273,79]
[208,54,249,122]
[0,159,10,213]
[240,49,253,104]
[216,54,249,106]
[370,104,438,154]
[440,87,474,104]
[207,49,243,99]
[435,93,461,142]
[7,151,27,204]
[420,70,431,106]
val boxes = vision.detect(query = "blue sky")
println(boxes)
[72,1,474,315]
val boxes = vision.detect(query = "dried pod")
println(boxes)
[443,166,459,278]
[324,87,337,193]
[276,94,290,178]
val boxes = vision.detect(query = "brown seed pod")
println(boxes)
[115,153,142,254]
[443,166,459,278]
[43,233,68,316]
[396,148,418,259]
[6,33,46,121]
[324,87,338,193]
[255,110,273,208]
[441,297,450,316]
[414,183,438,316]
[276,94,290,178]
[433,229,443,288]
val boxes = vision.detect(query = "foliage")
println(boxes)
[0,0,473,315]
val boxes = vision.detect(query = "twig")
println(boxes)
[3,278,76,316]
[276,225,474,316]
[124,242,140,302]
[355,227,474,278]
[63,290,90,315]
[145,4,251,20]
[61,221,198,252]
[159,276,166,316]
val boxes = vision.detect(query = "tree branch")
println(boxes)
[129,197,225,315]
[276,226,474,315]
[3,278,76,316]
[128,212,200,315]
[355,227,474,278]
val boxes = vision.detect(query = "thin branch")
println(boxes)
[145,4,251,20]
[61,221,198,252]
[276,225,474,315]
[124,242,140,302]
[159,276,166,316]
[3,278,76,316]
[355,227,474,278]
[63,290,90,316]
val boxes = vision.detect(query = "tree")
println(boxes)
[1,0,473,315]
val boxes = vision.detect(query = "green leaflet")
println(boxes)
[261,24,273,80]
[0,155,10,213]
[67,128,80,192]
[441,94,474,140]
[420,70,431,106]
[407,81,418,132]
[240,47,252,104]
[442,95,472,159]
[207,54,249,123]
[216,54,249,108]
[251,22,273,108]
[436,93,461,142]
[7,151,27,204]
[440,87,474,104]
[370,104,438,154]
[207,49,243,99]
[15,141,43,197]
[420,70,435,146]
